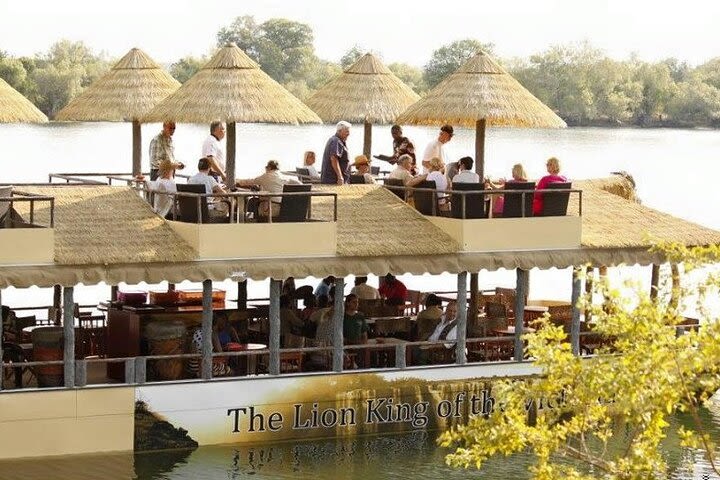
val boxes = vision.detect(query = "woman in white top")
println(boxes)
[303,151,321,179]
[146,159,177,218]
[426,156,449,209]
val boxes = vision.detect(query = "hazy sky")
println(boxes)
[1,0,718,66]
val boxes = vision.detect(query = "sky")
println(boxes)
[1,0,719,66]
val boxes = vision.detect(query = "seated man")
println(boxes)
[280,294,304,347]
[415,293,443,341]
[388,154,427,188]
[343,294,368,345]
[351,276,380,300]
[451,156,480,184]
[188,157,229,218]
[236,160,301,218]
[428,300,458,347]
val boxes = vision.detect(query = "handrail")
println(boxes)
[0,192,55,228]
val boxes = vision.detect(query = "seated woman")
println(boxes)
[491,163,528,216]
[280,294,304,346]
[302,151,320,179]
[426,156,450,211]
[351,155,376,184]
[214,314,240,351]
[187,321,233,378]
[533,157,567,215]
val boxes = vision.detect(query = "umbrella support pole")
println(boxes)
[475,118,486,181]
[363,121,372,158]
[227,122,236,187]
[132,120,142,177]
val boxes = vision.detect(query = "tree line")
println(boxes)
[2,15,719,127]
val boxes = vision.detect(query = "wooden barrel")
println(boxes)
[32,326,64,387]
[145,321,187,381]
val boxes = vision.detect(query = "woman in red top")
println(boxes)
[533,157,567,215]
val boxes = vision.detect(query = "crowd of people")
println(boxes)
[142,120,569,221]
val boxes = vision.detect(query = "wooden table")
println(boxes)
[493,326,536,336]
[227,342,267,375]
[523,305,548,325]
[364,337,409,367]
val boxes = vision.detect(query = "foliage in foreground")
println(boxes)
[440,244,720,479]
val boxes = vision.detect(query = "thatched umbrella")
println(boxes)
[305,53,420,157]
[144,43,321,185]
[396,51,566,180]
[0,78,48,123]
[55,48,180,176]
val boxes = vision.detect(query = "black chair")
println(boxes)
[450,182,487,219]
[2,342,29,389]
[502,181,536,218]
[384,178,406,200]
[413,180,438,216]
[349,175,366,184]
[277,184,312,222]
[176,184,209,223]
[540,182,572,217]
[296,167,310,177]
[370,166,380,176]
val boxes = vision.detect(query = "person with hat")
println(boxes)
[421,124,454,173]
[350,155,376,184]
[235,160,301,218]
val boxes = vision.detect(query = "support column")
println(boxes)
[132,120,142,177]
[110,285,119,302]
[201,279,213,380]
[268,279,281,375]
[363,121,372,158]
[469,273,479,331]
[237,280,247,310]
[53,285,62,325]
[0,288,3,391]
[650,264,660,300]
[514,269,529,362]
[332,277,345,372]
[455,272,467,365]
[475,119,486,181]
[63,286,75,388]
[570,267,583,355]
[227,122,237,187]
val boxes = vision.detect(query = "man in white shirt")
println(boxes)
[421,124,454,173]
[236,160,301,217]
[201,121,228,181]
[188,157,228,217]
[452,156,481,184]
[350,276,380,300]
[429,300,458,348]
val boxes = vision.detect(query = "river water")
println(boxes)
[1,124,719,478]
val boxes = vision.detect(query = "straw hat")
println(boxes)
[352,155,371,168]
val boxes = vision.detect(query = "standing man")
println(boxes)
[149,121,184,180]
[421,124,453,173]
[374,125,416,169]
[321,121,351,185]
[201,121,228,182]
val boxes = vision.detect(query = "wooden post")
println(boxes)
[455,272,468,365]
[132,120,142,176]
[201,279,213,380]
[63,286,75,388]
[269,279,281,375]
[599,265,609,311]
[110,285,118,302]
[650,264,660,300]
[670,263,680,310]
[227,122,236,187]
[332,277,345,372]
[237,280,247,310]
[570,267,583,355]
[514,269,529,362]
[475,119,486,180]
[53,284,62,325]
[363,120,372,158]
[469,273,479,331]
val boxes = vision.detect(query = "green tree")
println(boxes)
[169,55,206,84]
[216,15,261,59]
[666,78,720,126]
[0,51,28,91]
[631,61,677,124]
[440,245,720,479]
[424,39,494,89]
[694,57,720,90]
[387,62,427,94]
[340,45,366,70]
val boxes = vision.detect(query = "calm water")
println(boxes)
[1,124,720,478]
[1,408,719,479]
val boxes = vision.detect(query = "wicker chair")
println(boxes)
[548,305,573,334]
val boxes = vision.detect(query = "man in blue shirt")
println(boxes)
[320,121,351,185]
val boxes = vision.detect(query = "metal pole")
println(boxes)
[269,279,282,375]
[332,277,345,372]
[455,272,467,365]
[475,118,486,181]
[650,263,660,300]
[237,280,247,310]
[363,120,372,158]
[132,120,142,177]
[201,279,213,380]
[227,122,237,187]
[571,267,583,355]
[63,286,75,388]
[514,269,529,362]
[469,273,479,331]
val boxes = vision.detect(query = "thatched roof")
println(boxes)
[576,179,720,248]
[15,186,196,265]
[312,185,459,256]
[55,48,180,122]
[143,44,321,124]
[396,51,566,128]
[304,53,420,124]
[0,78,47,123]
